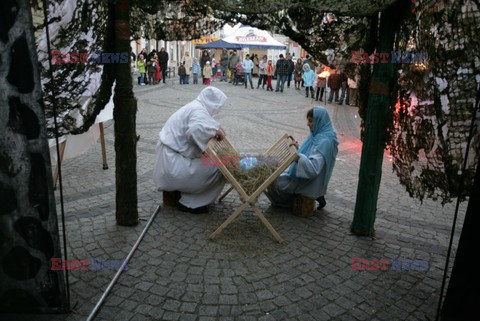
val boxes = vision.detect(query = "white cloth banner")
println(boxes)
[49,90,114,166]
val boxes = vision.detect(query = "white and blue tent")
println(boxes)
[196,26,286,50]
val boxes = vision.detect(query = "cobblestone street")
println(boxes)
[6,77,465,320]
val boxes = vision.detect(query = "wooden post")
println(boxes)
[98,122,108,169]
[351,2,406,236]
[53,140,67,189]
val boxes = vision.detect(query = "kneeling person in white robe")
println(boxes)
[153,87,228,213]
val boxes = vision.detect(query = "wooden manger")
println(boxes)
[205,134,299,243]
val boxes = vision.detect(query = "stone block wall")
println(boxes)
[0,0,67,313]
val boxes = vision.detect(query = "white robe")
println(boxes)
[153,87,227,208]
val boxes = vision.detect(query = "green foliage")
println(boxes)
[388,0,480,204]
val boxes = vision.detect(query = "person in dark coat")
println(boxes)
[158,48,169,84]
[146,49,157,85]
[275,54,289,93]
[285,54,295,88]
[228,50,239,83]
[327,69,342,103]
[220,49,229,81]
[200,50,211,78]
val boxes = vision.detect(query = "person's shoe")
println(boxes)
[280,89,283,92]
[275,89,279,92]
[177,203,209,214]
[317,196,326,210]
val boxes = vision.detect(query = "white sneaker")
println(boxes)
[140,83,145,86]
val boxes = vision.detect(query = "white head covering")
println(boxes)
[195,87,227,116]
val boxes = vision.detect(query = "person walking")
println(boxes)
[182,51,193,84]
[220,49,229,81]
[158,48,169,84]
[257,55,268,89]
[242,54,255,89]
[275,54,288,92]
[228,50,239,83]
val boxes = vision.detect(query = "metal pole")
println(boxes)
[86,205,161,321]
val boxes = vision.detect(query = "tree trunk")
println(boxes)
[351,2,406,236]
[113,0,138,226]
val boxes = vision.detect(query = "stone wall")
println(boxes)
[0,0,67,313]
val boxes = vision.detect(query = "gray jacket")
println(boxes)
[220,52,229,67]
[228,54,239,69]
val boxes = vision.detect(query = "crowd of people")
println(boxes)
[133,48,359,107]
[134,48,169,85]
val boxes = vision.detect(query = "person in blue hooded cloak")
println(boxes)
[266,106,339,210]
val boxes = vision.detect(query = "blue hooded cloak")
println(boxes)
[288,106,339,189]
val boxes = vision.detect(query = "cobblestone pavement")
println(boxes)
[5,76,466,321]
